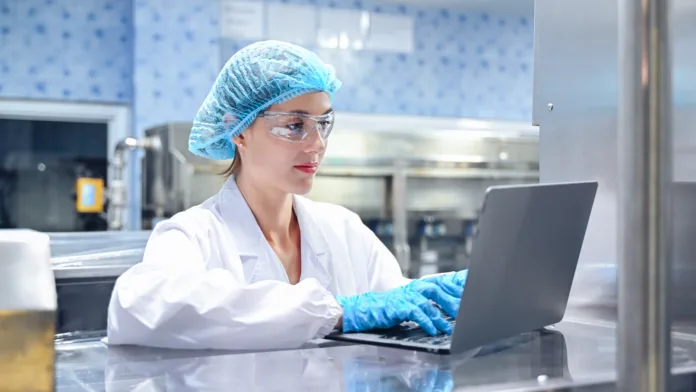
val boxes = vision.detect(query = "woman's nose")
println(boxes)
[304,127,326,153]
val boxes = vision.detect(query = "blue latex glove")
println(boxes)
[336,285,454,336]
[405,279,460,318]
[421,269,469,300]
[344,360,453,392]
[410,369,454,392]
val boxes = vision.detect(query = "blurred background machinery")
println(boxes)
[0,119,109,232]
[533,0,696,322]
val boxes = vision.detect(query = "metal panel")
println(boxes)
[534,0,619,308]
[672,0,696,182]
[534,0,696,318]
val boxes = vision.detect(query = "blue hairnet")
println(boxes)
[189,40,343,160]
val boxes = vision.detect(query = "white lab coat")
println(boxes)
[107,177,409,351]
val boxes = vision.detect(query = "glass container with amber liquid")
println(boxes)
[0,230,57,392]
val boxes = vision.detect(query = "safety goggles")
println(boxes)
[257,110,335,143]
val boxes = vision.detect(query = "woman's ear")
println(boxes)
[232,133,246,151]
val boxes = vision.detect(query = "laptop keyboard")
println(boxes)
[376,317,456,346]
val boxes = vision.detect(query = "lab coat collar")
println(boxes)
[292,196,332,287]
[218,177,332,287]
[219,177,265,257]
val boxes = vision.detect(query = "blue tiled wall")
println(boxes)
[0,0,133,103]
[0,0,534,132]
[319,7,534,120]
[132,0,221,135]
[135,0,534,132]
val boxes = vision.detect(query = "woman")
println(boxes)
[107,41,468,350]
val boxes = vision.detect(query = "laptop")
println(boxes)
[326,181,598,355]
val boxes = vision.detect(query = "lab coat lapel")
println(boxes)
[218,177,268,283]
[218,178,332,287]
[293,196,333,288]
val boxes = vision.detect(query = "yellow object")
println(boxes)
[75,177,104,213]
[0,310,56,392]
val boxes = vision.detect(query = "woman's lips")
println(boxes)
[294,163,318,174]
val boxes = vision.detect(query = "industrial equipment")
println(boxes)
[534,0,696,389]
[49,231,149,336]
[533,0,696,316]
[0,119,110,232]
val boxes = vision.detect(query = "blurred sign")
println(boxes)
[267,4,317,45]
[216,1,415,54]
[365,14,414,54]
[75,178,104,213]
[220,0,265,40]
[317,9,370,50]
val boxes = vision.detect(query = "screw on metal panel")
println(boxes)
[548,103,554,111]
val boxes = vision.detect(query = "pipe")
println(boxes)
[617,0,673,390]
[108,136,160,230]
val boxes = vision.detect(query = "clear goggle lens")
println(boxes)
[258,111,335,143]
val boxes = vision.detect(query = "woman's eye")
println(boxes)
[286,122,304,132]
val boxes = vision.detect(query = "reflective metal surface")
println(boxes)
[49,232,149,279]
[391,163,411,273]
[53,321,696,391]
[617,0,674,389]
[534,0,620,309]
[533,0,696,318]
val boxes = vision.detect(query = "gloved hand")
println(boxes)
[421,269,469,300]
[336,285,455,336]
[405,279,460,318]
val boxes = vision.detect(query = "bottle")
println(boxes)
[0,230,57,392]
[418,216,435,238]
[434,219,447,237]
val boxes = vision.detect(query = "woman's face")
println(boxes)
[234,92,333,195]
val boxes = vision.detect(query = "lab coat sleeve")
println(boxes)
[107,223,343,351]
[351,214,412,292]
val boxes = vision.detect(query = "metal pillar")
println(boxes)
[390,162,411,276]
[617,0,673,390]
[109,136,159,230]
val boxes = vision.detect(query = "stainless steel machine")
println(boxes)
[115,118,539,276]
[534,0,696,389]
[534,0,696,316]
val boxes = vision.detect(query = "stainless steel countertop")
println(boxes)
[49,231,149,279]
[54,320,696,392]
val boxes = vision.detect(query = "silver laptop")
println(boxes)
[326,181,598,355]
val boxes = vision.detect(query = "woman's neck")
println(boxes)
[235,172,296,246]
